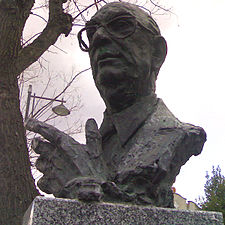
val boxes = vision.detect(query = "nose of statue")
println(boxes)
[91,27,111,49]
[95,26,107,37]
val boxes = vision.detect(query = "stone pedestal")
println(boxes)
[23,196,223,225]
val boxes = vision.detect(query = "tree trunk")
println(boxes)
[0,0,73,223]
[0,75,39,225]
[0,2,39,224]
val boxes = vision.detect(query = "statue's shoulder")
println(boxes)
[148,98,206,135]
[142,98,206,155]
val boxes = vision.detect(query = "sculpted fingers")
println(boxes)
[32,137,54,154]
[26,118,79,145]
[26,118,83,161]
[37,171,63,195]
[85,118,101,141]
[85,119,108,179]
[85,118,102,158]
[31,137,54,173]
[35,145,69,195]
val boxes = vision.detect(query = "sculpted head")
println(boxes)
[78,2,167,112]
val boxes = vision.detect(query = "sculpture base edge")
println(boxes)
[23,196,223,225]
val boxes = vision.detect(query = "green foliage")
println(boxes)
[199,166,225,223]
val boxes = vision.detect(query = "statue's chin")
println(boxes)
[95,64,131,88]
[97,83,138,113]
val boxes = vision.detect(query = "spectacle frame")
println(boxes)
[78,15,156,52]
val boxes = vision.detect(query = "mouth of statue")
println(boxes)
[98,57,120,65]
[97,51,121,64]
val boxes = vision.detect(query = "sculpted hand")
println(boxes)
[26,118,107,201]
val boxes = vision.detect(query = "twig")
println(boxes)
[73,0,87,22]
[72,0,105,21]
[30,12,48,23]
[32,67,90,118]
[148,0,173,14]
[22,32,42,47]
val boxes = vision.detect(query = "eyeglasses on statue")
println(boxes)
[78,15,157,52]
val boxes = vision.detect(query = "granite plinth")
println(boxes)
[23,196,224,225]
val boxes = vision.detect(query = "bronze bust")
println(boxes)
[27,2,206,208]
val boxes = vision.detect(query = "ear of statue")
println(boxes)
[152,36,167,73]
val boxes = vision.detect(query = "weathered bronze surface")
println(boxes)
[26,2,206,207]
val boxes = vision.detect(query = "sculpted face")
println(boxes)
[78,3,167,112]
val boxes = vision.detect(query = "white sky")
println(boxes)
[24,0,225,203]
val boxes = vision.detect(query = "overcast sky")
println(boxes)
[25,0,225,203]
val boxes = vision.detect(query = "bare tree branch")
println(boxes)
[16,0,73,75]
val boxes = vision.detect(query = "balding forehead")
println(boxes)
[89,2,160,35]
[90,4,135,22]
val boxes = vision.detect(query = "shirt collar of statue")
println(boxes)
[100,94,158,146]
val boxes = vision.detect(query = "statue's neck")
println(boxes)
[104,93,156,114]
[105,96,137,114]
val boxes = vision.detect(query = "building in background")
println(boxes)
[172,187,199,211]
